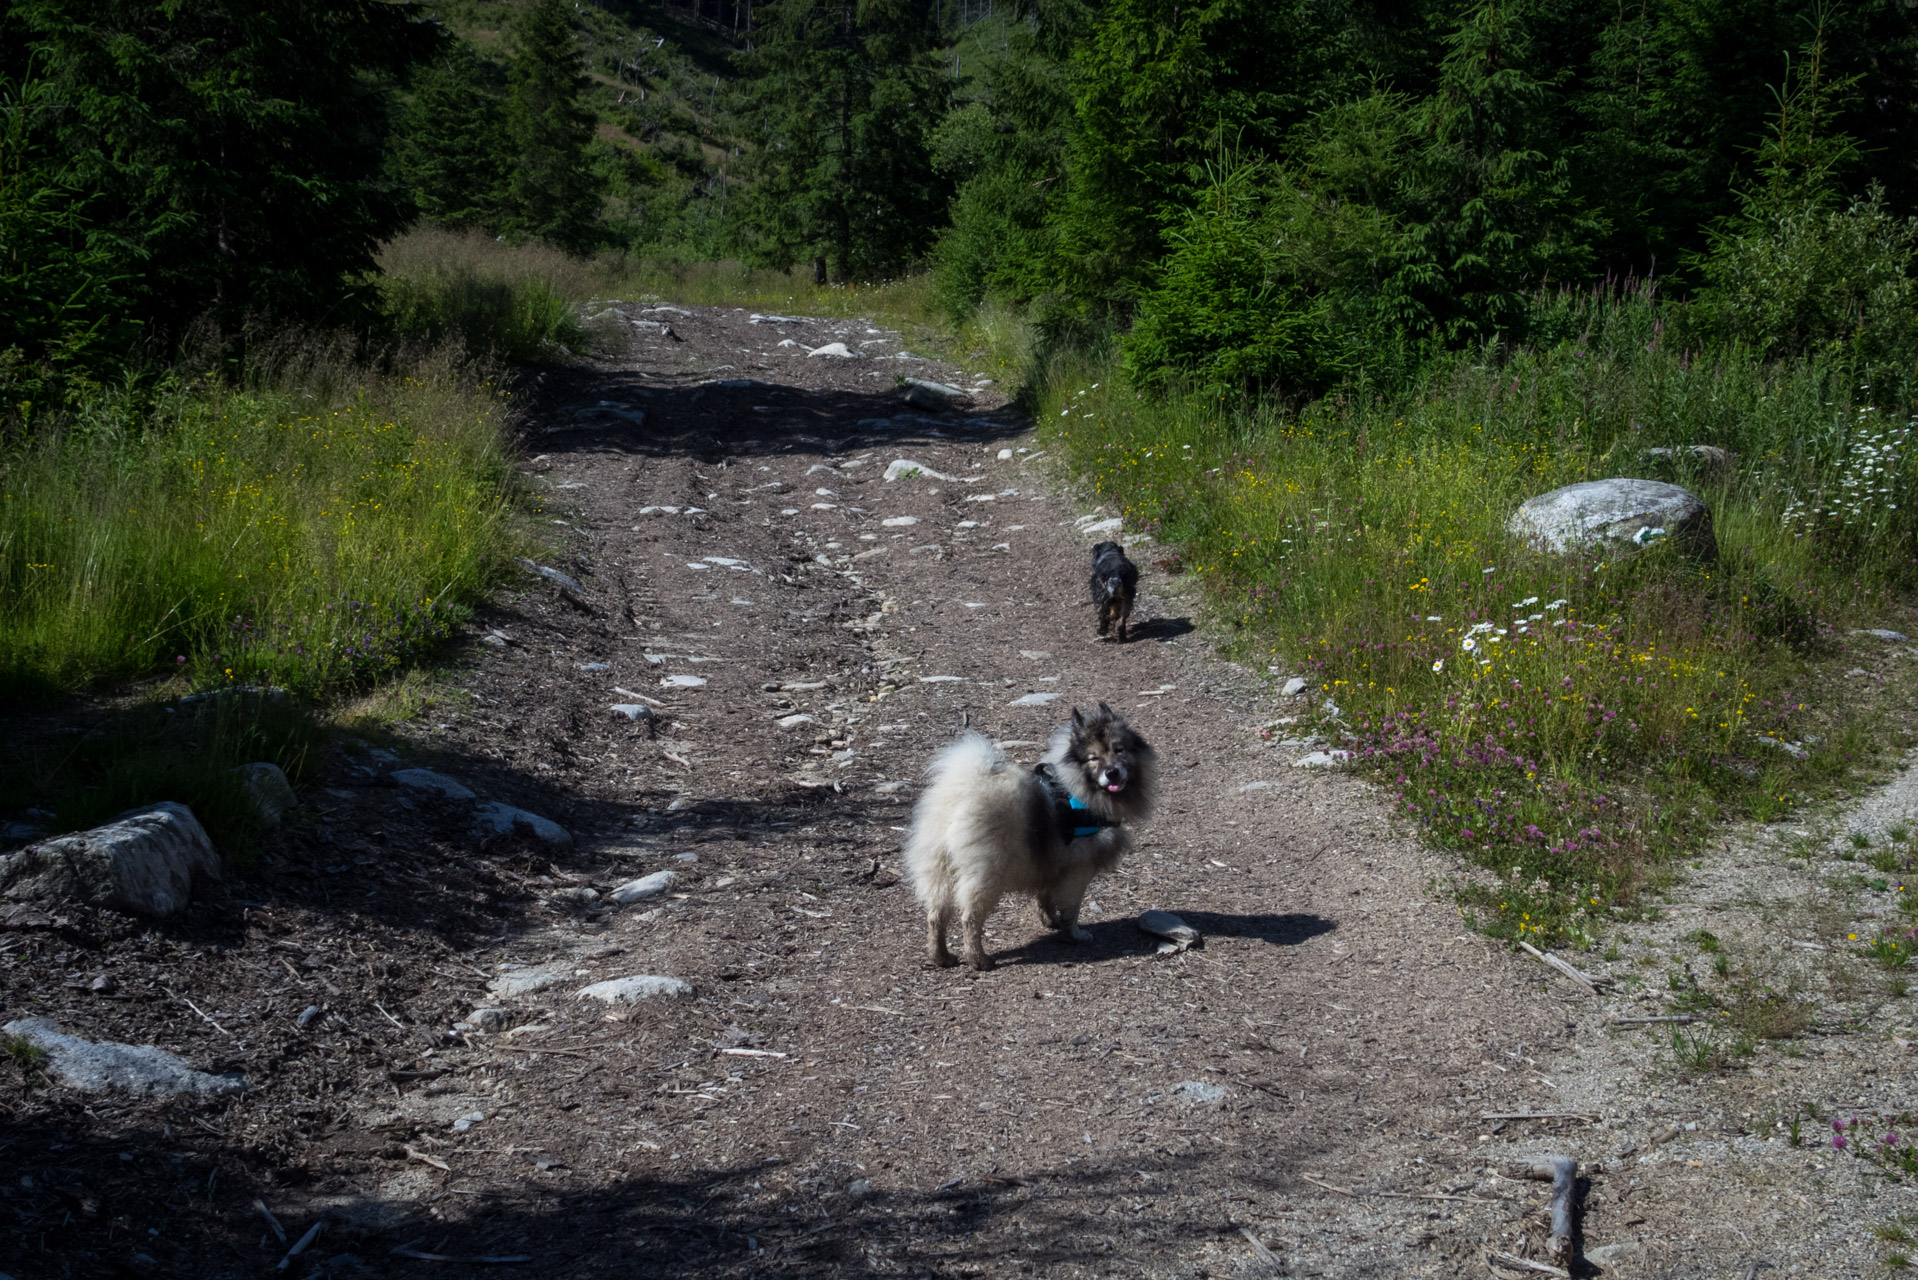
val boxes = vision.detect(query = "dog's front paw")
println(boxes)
[929,950,958,969]
[1068,925,1093,942]
[965,954,997,971]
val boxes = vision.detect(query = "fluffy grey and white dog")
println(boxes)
[903,703,1157,970]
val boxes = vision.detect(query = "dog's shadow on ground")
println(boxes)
[1125,616,1196,642]
[999,911,1336,967]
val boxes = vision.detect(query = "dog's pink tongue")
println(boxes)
[1106,783,1123,793]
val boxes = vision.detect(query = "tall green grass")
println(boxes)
[376,226,951,349]
[1041,284,1916,945]
[0,337,515,702]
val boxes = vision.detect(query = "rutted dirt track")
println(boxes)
[2,305,1909,1279]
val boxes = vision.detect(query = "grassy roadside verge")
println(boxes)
[0,338,517,848]
[1028,289,1917,946]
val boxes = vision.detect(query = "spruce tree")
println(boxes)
[7,0,440,337]
[505,0,601,253]
[737,0,948,282]
[393,43,508,231]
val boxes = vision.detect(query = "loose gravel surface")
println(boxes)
[3,305,1916,1279]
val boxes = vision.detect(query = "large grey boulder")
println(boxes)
[1508,478,1715,559]
[0,802,219,918]
[3,1017,245,1096]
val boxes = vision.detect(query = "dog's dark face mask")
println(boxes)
[1068,703,1146,795]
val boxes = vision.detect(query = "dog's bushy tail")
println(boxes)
[902,732,1020,908]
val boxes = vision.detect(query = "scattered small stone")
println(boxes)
[472,803,572,848]
[848,1179,873,1198]
[451,1111,485,1132]
[467,1009,509,1034]
[548,886,599,905]
[390,769,475,801]
[1292,751,1351,768]
[1019,650,1052,660]
[1280,677,1308,696]
[3,1017,246,1096]
[1009,693,1059,706]
[296,1004,323,1028]
[1237,781,1272,792]
[610,704,654,722]
[1081,517,1122,535]
[920,675,964,683]
[487,970,564,1000]
[1138,910,1200,953]
[89,974,116,994]
[578,662,611,671]
[806,342,861,359]
[516,558,585,594]
[1853,628,1910,643]
[1169,1080,1226,1106]
[661,674,708,688]
[778,714,817,728]
[881,516,920,527]
[575,975,694,1004]
[610,872,675,904]
[236,762,297,825]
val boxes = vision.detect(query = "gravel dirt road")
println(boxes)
[3,304,1912,1279]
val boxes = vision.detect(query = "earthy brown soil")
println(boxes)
[2,304,1911,1279]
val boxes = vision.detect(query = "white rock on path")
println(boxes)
[777,713,817,728]
[1169,1080,1226,1105]
[1138,910,1200,953]
[0,802,219,918]
[1292,751,1351,768]
[472,803,572,848]
[576,975,694,1004]
[1853,628,1911,643]
[661,674,707,688]
[610,704,654,722]
[1280,677,1308,696]
[516,558,586,594]
[3,1017,245,1096]
[610,871,675,903]
[390,768,475,801]
[806,342,861,359]
[1508,478,1715,558]
[487,970,566,1000]
[881,516,920,527]
[1009,692,1059,706]
[1081,517,1122,535]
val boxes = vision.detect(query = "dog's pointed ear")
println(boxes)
[1097,700,1114,720]
[1070,706,1086,729]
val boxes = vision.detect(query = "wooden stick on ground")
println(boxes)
[1239,1227,1282,1276]
[1485,1249,1570,1278]
[1517,942,1609,995]
[1508,1156,1579,1267]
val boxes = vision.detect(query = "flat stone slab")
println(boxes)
[473,803,571,847]
[391,768,475,801]
[4,1017,245,1096]
[610,871,675,903]
[1169,1080,1226,1105]
[0,802,219,918]
[1009,693,1059,706]
[575,975,693,1004]
[1852,629,1910,643]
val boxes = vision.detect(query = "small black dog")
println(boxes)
[1089,540,1139,641]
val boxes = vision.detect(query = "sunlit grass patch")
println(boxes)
[0,344,515,701]
[1036,288,1916,946]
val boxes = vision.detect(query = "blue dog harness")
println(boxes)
[1035,763,1117,842]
